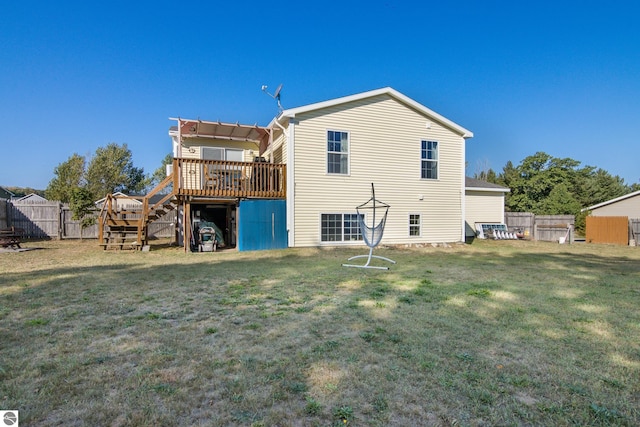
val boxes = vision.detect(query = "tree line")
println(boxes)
[41,146,637,235]
[475,151,640,234]
[44,143,169,228]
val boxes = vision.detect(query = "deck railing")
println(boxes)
[173,158,286,198]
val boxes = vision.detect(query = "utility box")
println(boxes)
[237,200,287,251]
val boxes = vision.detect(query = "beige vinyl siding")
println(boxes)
[180,138,259,162]
[179,138,258,189]
[465,191,505,235]
[269,129,287,164]
[590,194,640,217]
[291,94,465,247]
[180,145,201,190]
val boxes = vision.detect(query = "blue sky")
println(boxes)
[1,1,639,190]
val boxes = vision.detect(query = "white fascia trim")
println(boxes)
[581,190,640,212]
[465,187,510,193]
[278,87,474,138]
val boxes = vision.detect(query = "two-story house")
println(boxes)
[267,87,473,248]
[99,87,480,251]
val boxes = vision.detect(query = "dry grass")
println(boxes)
[1,239,639,426]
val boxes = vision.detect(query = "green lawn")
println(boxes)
[1,239,639,426]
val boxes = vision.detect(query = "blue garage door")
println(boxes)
[237,200,287,251]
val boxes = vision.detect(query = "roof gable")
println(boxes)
[582,190,640,212]
[94,192,142,205]
[275,87,473,138]
[14,193,48,202]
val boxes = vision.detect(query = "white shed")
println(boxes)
[94,192,143,211]
[464,177,510,238]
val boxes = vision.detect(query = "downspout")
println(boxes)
[460,137,467,243]
[177,118,183,158]
[282,117,295,247]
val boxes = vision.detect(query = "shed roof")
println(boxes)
[273,87,473,138]
[581,190,640,212]
[94,192,142,205]
[0,186,15,199]
[14,193,48,202]
[465,177,510,193]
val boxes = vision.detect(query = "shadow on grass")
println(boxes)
[1,242,639,425]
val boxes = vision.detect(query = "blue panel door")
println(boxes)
[237,200,287,251]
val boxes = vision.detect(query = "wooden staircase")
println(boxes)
[99,174,175,250]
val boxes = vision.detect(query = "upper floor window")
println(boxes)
[421,140,438,179]
[327,130,349,174]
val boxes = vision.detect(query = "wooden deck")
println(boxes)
[98,158,285,250]
[173,158,286,199]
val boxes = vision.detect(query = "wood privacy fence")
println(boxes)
[505,213,575,243]
[630,219,640,246]
[8,201,62,238]
[585,216,629,245]
[6,200,175,240]
[0,199,8,229]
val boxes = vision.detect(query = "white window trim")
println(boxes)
[319,212,364,245]
[420,140,439,180]
[326,129,351,176]
[201,147,244,161]
[409,213,422,237]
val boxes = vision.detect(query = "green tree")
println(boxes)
[85,143,145,199]
[502,152,582,213]
[580,168,628,207]
[147,153,173,193]
[495,160,518,199]
[538,183,582,215]
[473,168,498,183]
[497,152,636,235]
[69,187,96,239]
[45,153,86,202]
[152,153,173,183]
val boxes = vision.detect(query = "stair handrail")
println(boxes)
[98,193,116,245]
[144,173,175,214]
[133,172,176,248]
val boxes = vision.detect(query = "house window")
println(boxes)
[409,214,421,236]
[321,213,363,242]
[327,130,349,174]
[225,149,243,162]
[202,147,243,161]
[202,147,223,161]
[421,140,438,179]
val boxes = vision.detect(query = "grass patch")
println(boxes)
[1,239,639,425]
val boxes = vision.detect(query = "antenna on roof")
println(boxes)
[261,83,283,111]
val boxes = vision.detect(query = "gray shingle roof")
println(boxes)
[465,177,509,191]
